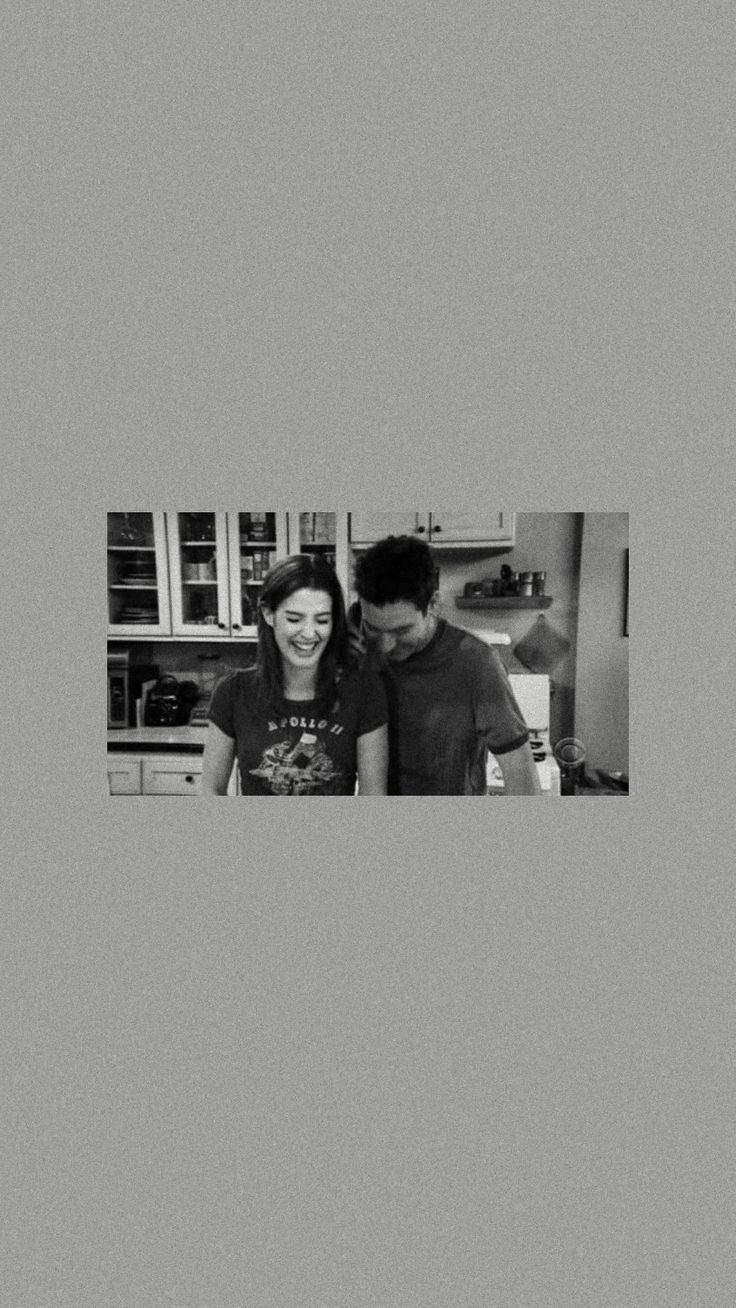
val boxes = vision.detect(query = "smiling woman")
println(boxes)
[200,555,388,796]
[263,589,335,687]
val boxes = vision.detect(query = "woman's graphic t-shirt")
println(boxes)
[207,667,388,795]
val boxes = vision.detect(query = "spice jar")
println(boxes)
[532,571,546,596]
[520,571,534,597]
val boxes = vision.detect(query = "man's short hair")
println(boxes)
[354,535,439,615]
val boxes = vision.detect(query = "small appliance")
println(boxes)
[143,676,200,727]
[107,651,130,728]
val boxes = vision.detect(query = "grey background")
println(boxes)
[5,2,733,1304]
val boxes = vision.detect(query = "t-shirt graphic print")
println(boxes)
[250,730,343,794]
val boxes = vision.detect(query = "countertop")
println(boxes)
[107,725,209,752]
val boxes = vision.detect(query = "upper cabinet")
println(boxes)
[168,511,289,638]
[426,512,515,545]
[108,512,516,641]
[107,512,173,638]
[167,512,233,637]
[286,512,350,597]
[227,512,289,636]
[107,511,289,640]
[349,512,515,548]
[348,513,426,543]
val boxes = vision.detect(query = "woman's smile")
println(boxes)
[263,587,334,682]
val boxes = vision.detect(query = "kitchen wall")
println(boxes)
[424,512,584,747]
[143,641,256,683]
[574,513,629,775]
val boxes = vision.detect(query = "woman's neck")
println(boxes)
[282,669,318,700]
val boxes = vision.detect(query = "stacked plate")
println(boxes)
[117,605,159,623]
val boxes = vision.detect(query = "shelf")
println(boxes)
[107,633,259,643]
[456,596,553,610]
[108,545,156,551]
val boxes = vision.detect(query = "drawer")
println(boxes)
[141,755,203,796]
[108,755,142,795]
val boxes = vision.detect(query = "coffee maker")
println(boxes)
[107,651,130,728]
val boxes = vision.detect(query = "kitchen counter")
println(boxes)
[107,725,208,753]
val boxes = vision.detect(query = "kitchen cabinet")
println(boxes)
[227,512,289,636]
[141,754,204,795]
[107,754,142,794]
[108,511,516,644]
[107,512,173,638]
[108,511,290,640]
[167,512,232,637]
[426,512,515,545]
[107,752,239,795]
[349,512,515,548]
[286,511,350,597]
[348,513,427,543]
[168,511,289,638]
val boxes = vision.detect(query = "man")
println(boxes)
[350,534,541,795]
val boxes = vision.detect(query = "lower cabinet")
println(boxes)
[108,755,142,795]
[108,753,239,795]
[142,755,203,795]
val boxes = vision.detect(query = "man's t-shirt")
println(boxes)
[208,667,388,795]
[377,619,529,795]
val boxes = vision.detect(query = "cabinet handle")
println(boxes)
[217,622,226,629]
[185,775,195,784]
[499,513,503,529]
[416,524,426,533]
[232,623,241,631]
[433,523,442,533]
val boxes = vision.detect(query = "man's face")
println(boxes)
[359,598,436,663]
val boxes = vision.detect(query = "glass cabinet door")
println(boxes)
[287,512,349,597]
[226,512,288,636]
[107,512,171,637]
[167,512,231,636]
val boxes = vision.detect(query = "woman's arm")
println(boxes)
[201,723,236,796]
[356,724,388,795]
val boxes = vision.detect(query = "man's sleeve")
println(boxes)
[474,649,530,755]
[358,670,389,736]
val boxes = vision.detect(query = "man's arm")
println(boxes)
[495,740,542,795]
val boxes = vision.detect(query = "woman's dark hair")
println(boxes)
[354,535,439,615]
[254,554,350,709]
